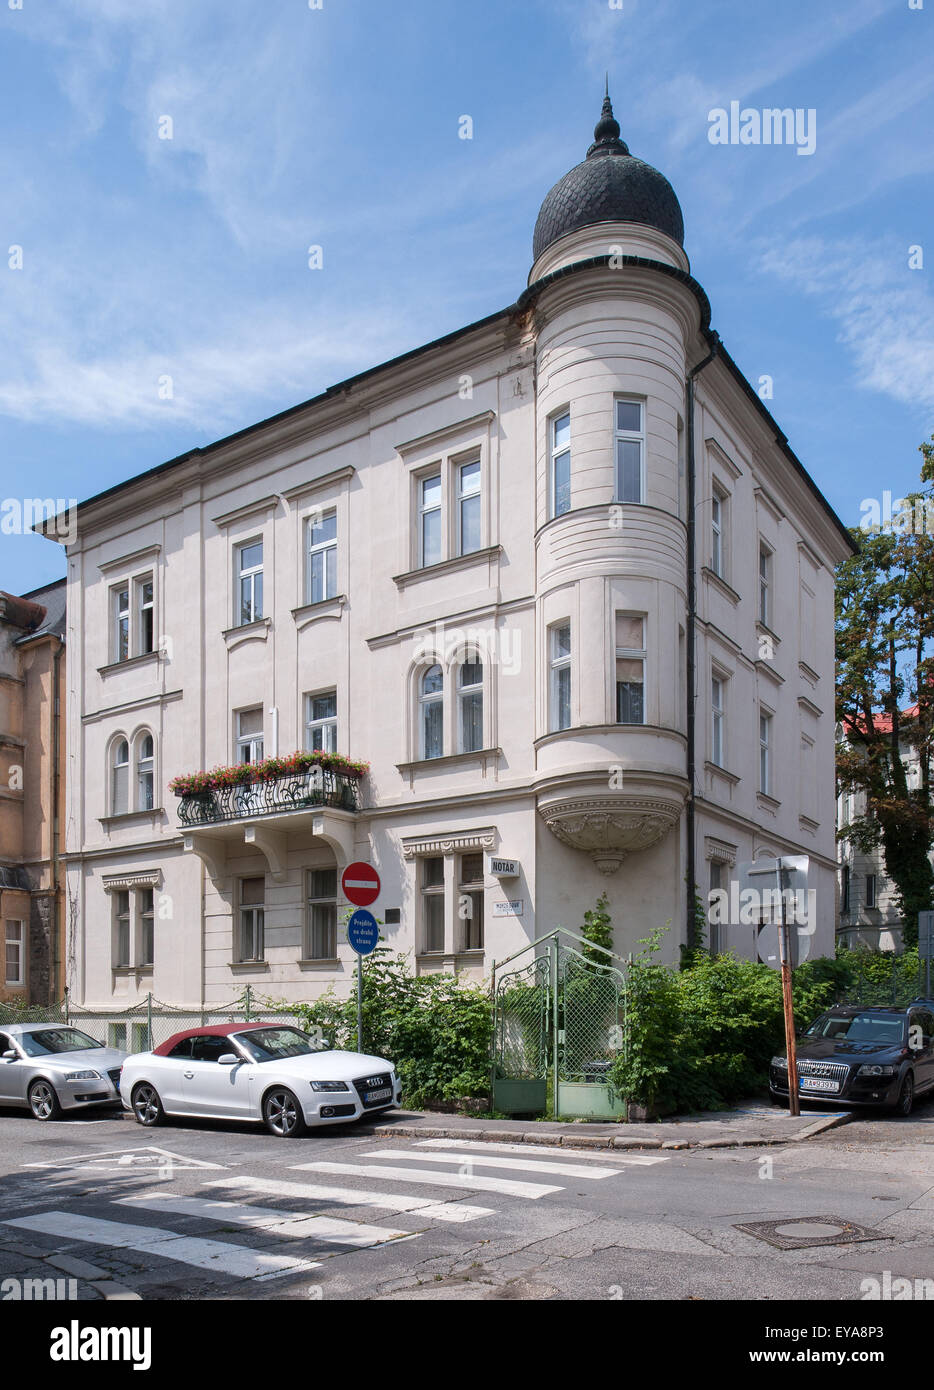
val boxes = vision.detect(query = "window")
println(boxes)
[113,586,130,663]
[237,540,263,625]
[306,868,337,959]
[841,865,851,915]
[865,874,877,910]
[238,878,265,962]
[550,623,571,731]
[759,710,772,794]
[112,739,129,815]
[550,411,571,517]
[114,891,130,967]
[711,676,725,767]
[458,653,483,753]
[137,733,154,810]
[758,545,771,627]
[304,692,337,753]
[615,615,645,725]
[456,458,482,556]
[458,854,484,951]
[711,492,724,576]
[420,665,443,759]
[708,863,723,956]
[139,888,154,966]
[137,576,154,655]
[191,1035,234,1063]
[418,474,442,568]
[236,708,264,764]
[4,922,24,986]
[615,399,644,504]
[305,509,337,604]
[422,857,445,953]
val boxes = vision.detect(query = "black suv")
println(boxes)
[769,1004,934,1116]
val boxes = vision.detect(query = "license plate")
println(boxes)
[799,1077,840,1092]
[365,1087,392,1102]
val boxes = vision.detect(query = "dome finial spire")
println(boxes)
[588,82,630,159]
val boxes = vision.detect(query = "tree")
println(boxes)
[835,441,934,946]
[580,892,613,966]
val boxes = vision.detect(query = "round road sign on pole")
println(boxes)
[347,909,379,956]
[341,861,380,908]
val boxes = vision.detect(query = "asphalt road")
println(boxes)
[1,1099,933,1303]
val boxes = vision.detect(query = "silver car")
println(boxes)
[0,1023,127,1120]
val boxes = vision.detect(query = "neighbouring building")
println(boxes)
[0,582,66,1006]
[48,96,855,1009]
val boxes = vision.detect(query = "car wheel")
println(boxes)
[263,1087,307,1138]
[895,1072,914,1118]
[28,1079,62,1122]
[132,1082,165,1127]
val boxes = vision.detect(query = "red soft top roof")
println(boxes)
[152,1020,284,1056]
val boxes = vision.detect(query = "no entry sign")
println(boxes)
[341,861,380,907]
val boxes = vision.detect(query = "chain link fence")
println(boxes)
[0,988,302,1053]
[838,953,932,1009]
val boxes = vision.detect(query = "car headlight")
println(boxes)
[771,1057,787,1069]
[310,1081,350,1092]
[64,1070,102,1081]
[857,1065,896,1077]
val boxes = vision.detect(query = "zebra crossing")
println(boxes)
[3,1139,669,1292]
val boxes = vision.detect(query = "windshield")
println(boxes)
[806,1013,906,1045]
[18,1028,104,1057]
[233,1027,321,1062]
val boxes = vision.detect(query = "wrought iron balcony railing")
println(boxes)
[176,768,360,827]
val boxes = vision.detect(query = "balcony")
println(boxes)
[177,768,360,826]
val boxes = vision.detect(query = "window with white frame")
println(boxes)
[137,576,154,654]
[420,665,443,759]
[112,739,129,815]
[759,544,772,627]
[421,856,445,952]
[711,491,725,577]
[418,473,442,568]
[458,853,484,951]
[711,676,725,767]
[305,509,337,604]
[236,708,264,764]
[550,623,571,731]
[238,878,265,962]
[237,540,263,625]
[865,874,877,909]
[457,652,483,753]
[136,733,154,810]
[456,457,482,556]
[139,888,154,966]
[306,868,337,959]
[113,586,130,663]
[615,399,645,504]
[4,921,24,986]
[550,411,571,517]
[759,709,772,794]
[304,692,337,753]
[114,891,131,967]
[615,615,646,725]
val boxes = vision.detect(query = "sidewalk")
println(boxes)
[363,1102,851,1151]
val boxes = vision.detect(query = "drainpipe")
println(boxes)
[685,332,719,950]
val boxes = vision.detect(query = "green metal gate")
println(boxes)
[491,930,628,1119]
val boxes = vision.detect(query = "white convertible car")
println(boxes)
[119,1022,402,1137]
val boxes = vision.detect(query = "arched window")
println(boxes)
[458,652,483,753]
[137,733,154,811]
[112,739,129,816]
[420,665,443,760]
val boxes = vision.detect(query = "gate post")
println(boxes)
[147,992,153,1051]
[551,937,559,1120]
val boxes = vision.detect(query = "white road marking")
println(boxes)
[415,1138,669,1166]
[3,1213,318,1281]
[22,1146,225,1171]
[205,1175,493,1223]
[365,1148,620,1180]
[119,1194,408,1246]
[293,1160,561,1199]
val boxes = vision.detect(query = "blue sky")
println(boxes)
[1,0,931,593]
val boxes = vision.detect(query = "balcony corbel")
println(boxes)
[183,833,227,881]
[244,824,289,883]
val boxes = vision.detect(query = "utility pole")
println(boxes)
[777,858,799,1117]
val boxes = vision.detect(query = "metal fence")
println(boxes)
[0,987,303,1053]
[838,954,932,1009]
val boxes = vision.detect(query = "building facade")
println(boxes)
[0,582,66,1006]
[54,98,854,1008]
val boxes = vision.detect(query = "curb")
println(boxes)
[366,1110,851,1152]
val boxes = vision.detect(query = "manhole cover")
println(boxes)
[734,1216,890,1250]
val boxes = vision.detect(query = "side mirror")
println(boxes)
[217,1053,239,1066]
[1,1050,16,1061]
